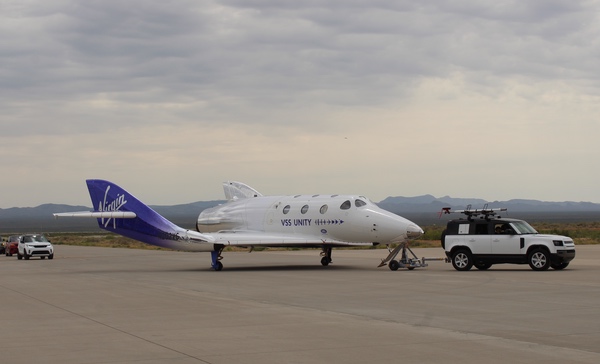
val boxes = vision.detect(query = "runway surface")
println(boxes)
[1,245,599,363]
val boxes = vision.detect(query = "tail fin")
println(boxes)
[82,179,214,251]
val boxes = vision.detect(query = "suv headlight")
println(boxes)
[553,240,564,246]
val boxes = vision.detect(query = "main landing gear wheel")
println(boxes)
[320,247,332,266]
[211,246,225,271]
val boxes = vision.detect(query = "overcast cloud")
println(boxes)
[1,0,599,208]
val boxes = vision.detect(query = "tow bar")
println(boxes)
[378,242,447,271]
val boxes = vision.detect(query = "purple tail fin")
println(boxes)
[86,179,187,249]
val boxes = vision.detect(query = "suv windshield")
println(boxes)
[23,235,49,243]
[511,221,538,234]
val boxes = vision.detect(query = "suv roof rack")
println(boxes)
[439,204,507,220]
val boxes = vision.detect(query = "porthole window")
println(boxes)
[320,205,328,214]
[283,205,291,214]
[301,205,309,214]
[340,200,351,210]
[355,199,366,207]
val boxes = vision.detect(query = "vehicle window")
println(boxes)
[458,224,469,234]
[474,223,489,234]
[320,205,328,214]
[340,200,351,210]
[511,221,538,234]
[301,205,309,214]
[355,199,367,207]
[494,224,512,234]
[283,205,291,214]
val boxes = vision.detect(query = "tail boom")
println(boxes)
[57,179,216,252]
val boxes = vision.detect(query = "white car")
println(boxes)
[17,234,54,260]
[442,210,575,271]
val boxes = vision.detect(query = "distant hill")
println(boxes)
[378,196,600,225]
[0,201,225,233]
[2,196,600,234]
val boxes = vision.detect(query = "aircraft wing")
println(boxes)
[206,230,372,248]
[54,211,137,219]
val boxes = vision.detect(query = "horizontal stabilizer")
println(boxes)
[54,211,137,219]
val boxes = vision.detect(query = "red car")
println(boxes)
[5,235,21,256]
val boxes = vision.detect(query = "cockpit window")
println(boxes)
[340,200,351,210]
[301,205,309,214]
[283,205,291,214]
[355,199,367,207]
[320,205,328,214]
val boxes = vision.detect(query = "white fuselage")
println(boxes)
[197,194,422,246]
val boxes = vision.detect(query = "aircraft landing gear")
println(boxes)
[320,247,333,266]
[211,246,225,271]
[378,242,445,270]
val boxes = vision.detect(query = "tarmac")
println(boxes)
[1,244,599,364]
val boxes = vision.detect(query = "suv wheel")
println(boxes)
[528,248,550,271]
[474,261,492,270]
[551,262,569,270]
[451,249,473,271]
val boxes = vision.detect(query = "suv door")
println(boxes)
[491,222,522,255]
[469,221,492,255]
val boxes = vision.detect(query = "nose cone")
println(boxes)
[407,223,424,239]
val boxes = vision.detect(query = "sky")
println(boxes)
[1,0,600,208]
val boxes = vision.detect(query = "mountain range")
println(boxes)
[1,196,600,233]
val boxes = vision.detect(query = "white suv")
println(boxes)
[17,234,54,260]
[442,209,575,271]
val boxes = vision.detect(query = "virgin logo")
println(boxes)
[98,185,128,228]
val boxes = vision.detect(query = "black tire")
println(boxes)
[474,261,492,270]
[24,253,30,260]
[48,254,54,260]
[320,257,330,266]
[451,249,473,271]
[213,261,223,271]
[17,253,22,260]
[528,248,550,271]
[551,262,569,270]
[389,260,400,271]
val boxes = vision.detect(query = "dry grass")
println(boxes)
[46,221,600,251]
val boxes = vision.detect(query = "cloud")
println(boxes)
[1,0,599,207]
